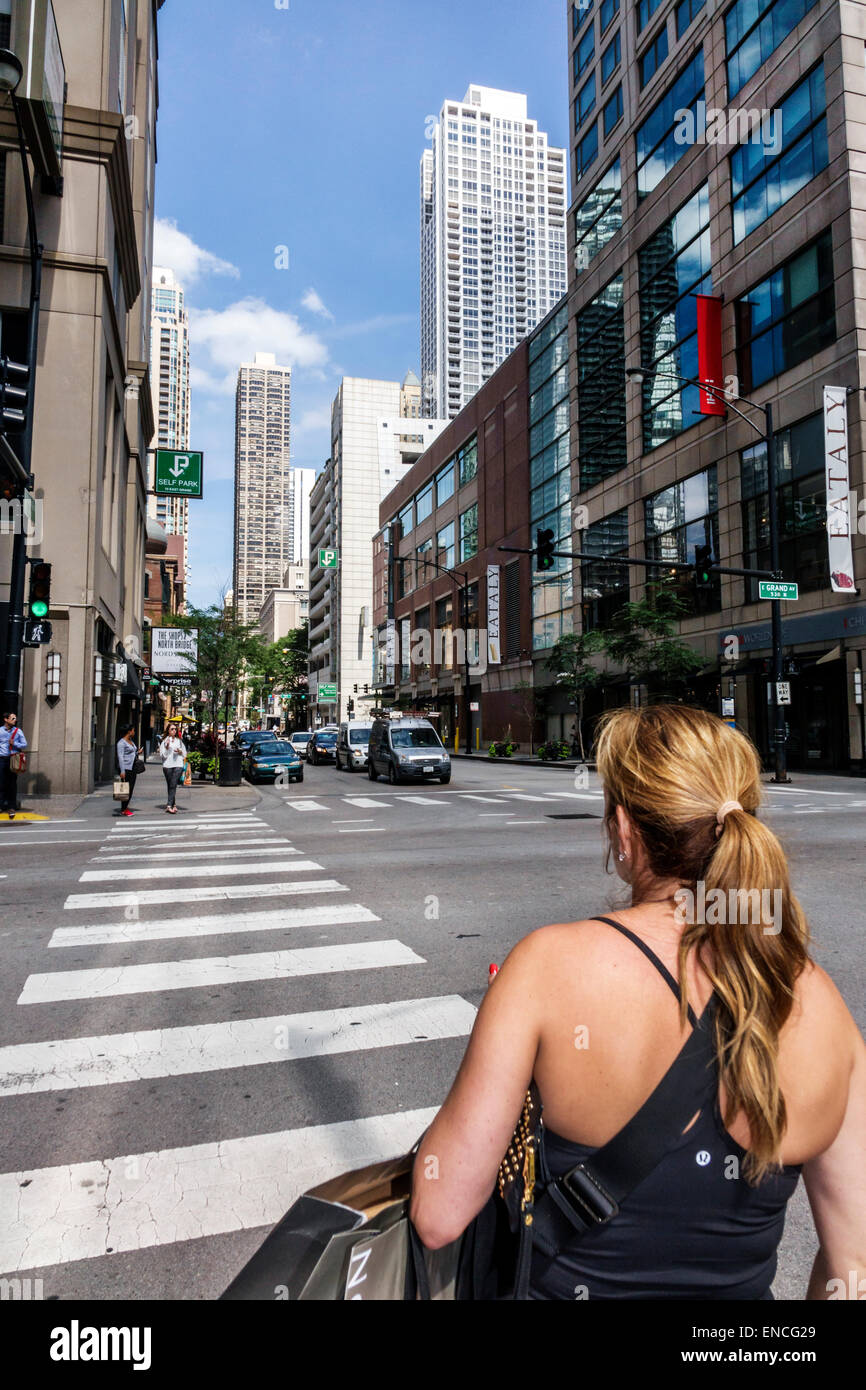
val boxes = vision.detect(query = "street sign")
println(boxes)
[155,450,204,498]
[759,581,799,602]
[318,683,338,701]
[776,682,792,706]
[23,618,52,647]
[319,548,339,570]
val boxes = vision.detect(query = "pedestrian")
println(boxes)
[158,720,187,814]
[410,704,865,1299]
[115,724,141,818]
[0,711,27,821]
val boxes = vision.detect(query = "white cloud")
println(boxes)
[189,298,330,394]
[327,312,416,340]
[295,406,333,433]
[153,219,240,285]
[301,288,334,321]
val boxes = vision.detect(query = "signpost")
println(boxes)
[319,548,339,570]
[776,682,792,707]
[155,450,204,498]
[151,627,199,675]
[318,683,338,702]
[758,580,799,602]
[22,618,52,647]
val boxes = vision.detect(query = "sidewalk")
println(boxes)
[6,767,260,822]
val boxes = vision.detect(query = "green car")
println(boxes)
[243,740,304,784]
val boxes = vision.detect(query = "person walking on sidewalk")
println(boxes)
[0,712,27,820]
[158,721,187,814]
[115,724,141,818]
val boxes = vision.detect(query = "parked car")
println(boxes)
[243,740,304,784]
[287,730,314,757]
[336,721,374,772]
[307,728,338,764]
[367,717,451,785]
[236,729,278,754]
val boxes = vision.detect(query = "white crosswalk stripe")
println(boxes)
[95,841,290,860]
[80,856,304,882]
[64,879,343,909]
[49,903,380,948]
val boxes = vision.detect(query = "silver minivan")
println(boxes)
[367,717,451,785]
[336,720,374,772]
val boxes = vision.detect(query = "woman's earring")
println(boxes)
[618,852,627,863]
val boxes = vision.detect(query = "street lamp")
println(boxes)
[0,46,45,717]
[626,364,789,783]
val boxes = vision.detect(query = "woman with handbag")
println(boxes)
[1,711,27,821]
[115,725,142,818]
[410,705,866,1300]
[158,721,187,814]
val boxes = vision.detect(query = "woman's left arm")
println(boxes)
[410,931,545,1250]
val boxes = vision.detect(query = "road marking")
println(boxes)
[763,786,850,797]
[49,903,379,948]
[478,813,515,817]
[459,795,507,803]
[79,857,306,883]
[64,879,343,910]
[344,798,392,809]
[506,820,547,826]
[100,828,272,843]
[94,843,292,862]
[338,827,387,834]
[284,800,327,811]
[109,820,258,832]
[547,791,604,801]
[0,1108,438,1270]
[18,939,426,1004]
[396,796,443,806]
[506,794,550,803]
[0,996,476,1096]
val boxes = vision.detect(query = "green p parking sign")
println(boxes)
[155,450,204,498]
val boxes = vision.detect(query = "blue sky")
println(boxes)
[154,0,569,608]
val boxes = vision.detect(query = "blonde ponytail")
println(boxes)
[595,705,811,1183]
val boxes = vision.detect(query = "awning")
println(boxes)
[816,644,842,666]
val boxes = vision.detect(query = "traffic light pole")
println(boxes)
[1,89,43,717]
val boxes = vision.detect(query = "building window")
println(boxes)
[416,482,434,524]
[582,508,630,631]
[574,25,595,83]
[637,0,663,32]
[577,272,626,488]
[575,74,596,130]
[576,121,599,181]
[436,521,456,570]
[416,536,433,587]
[638,183,712,451]
[575,158,622,274]
[741,412,827,601]
[731,65,827,245]
[645,466,721,613]
[574,0,594,33]
[435,595,454,669]
[529,303,572,651]
[676,0,704,39]
[736,231,835,392]
[601,32,621,85]
[398,501,414,536]
[640,25,669,86]
[436,461,455,506]
[457,435,478,486]
[460,503,479,561]
[601,0,620,32]
[604,85,624,136]
[636,49,704,198]
[726,0,819,100]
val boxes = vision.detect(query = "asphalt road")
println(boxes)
[0,756,862,1300]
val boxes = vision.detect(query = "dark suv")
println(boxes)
[367,717,451,785]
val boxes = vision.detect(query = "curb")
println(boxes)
[450,753,596,770]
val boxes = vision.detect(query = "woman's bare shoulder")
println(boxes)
[785,959,862,1060]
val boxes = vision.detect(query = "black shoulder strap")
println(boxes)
[591,916,698,1028]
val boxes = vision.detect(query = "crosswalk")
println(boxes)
[0,807,477,1289]
[282,788,605,813]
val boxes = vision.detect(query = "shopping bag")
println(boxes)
[183,761,192,786]
[9,752,26,774]
[113,779,130,801]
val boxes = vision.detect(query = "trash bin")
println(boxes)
[218,749,243,787]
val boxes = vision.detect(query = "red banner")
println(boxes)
[696,295,725,416]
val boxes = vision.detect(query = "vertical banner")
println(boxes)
[486,565,501,665]
[695,295,726,416]
[824,386,855,593]
[400,618,411,681]
[385,619,397,687]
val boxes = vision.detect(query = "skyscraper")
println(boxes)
[421,85,567,418]
[289,466,316,571]
[149,268,191,582]
[233,353,293,625]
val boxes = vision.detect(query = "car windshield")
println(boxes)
[317,732,337,745]
[256,742,294,756]
[292,733,311,743]
[350,729,372,745]
[390,728,441,749]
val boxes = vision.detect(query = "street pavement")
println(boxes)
[0,757,862,1300]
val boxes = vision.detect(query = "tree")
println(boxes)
[251,623,310,729]
[168,604,269,778]
[547,629,605,761]
[513,680,542,756]
[602,582,703,698]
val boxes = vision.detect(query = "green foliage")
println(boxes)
[248,623,310,725]
[602,582,703,694]
[538,739,571,761]
[548,630,605,761]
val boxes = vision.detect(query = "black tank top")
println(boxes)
[529,917,802,1301]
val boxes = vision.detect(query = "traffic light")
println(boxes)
[536,528,556,573]
[28,561,52,618]
[694,544,713,591]
[0,357,30,433]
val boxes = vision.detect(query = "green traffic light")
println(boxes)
[30,600,49,618]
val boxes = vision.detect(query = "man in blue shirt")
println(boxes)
[0,712,28,820]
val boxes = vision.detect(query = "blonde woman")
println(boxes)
[411,705,865,1300]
